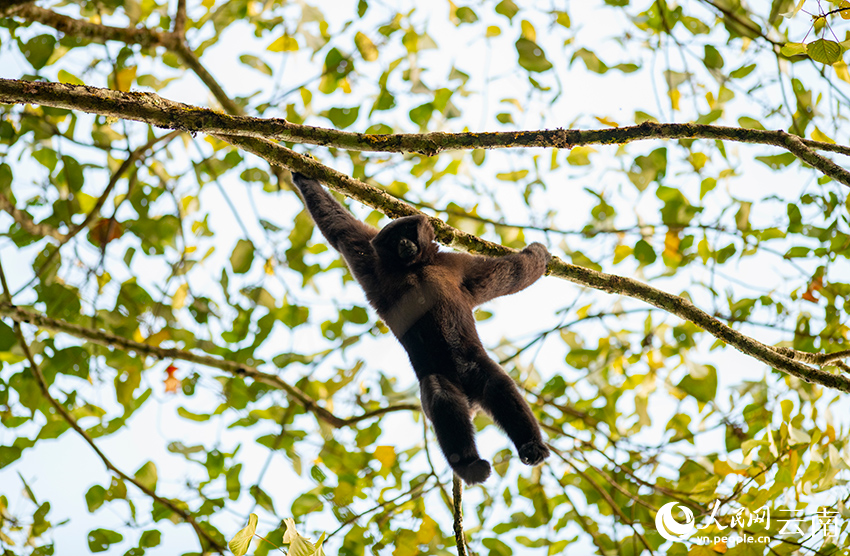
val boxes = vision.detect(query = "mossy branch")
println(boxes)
[219,135,850,394]
[1,78,849,185]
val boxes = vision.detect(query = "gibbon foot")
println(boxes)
[518,440,550,466]
[454,458,492,485]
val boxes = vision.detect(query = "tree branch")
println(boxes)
[0,302,419,427]
[8,5,177,49]
[1,79,849,181]
[220,134,850,393]
[0,263,225,554]
[452,474,467,556]
[2,81,848,390]
[0,191,67,241]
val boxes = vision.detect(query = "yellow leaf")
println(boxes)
[811,127,835,143]
[713,459,748,477]
[374,445,396,471]
[268,35,299,52]
[613,245,632,264]
[181,195,199,214]
[282,518,326,556]
[145,330,171,347]
[58,70,84,85]
[228,513,258,556]
[354,32,378,61]
[575,304,593,319]
[172,283,189,310]
[668,87,681,111]
[841,0,850,19]
[115,66,137,92]
[416,516,438,544]
[664,230,681,256]
[835,61,850,83]
[595,116,620,127]
[520,19,536,41]
[566,146,596,166]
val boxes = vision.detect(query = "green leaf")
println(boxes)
[57,70,84,85]
[495,0,519,21]
[291,493,323,515]
[677,365,718,403]
[134,461,158,491]
[634,240,657,265]
[755,152,796,170]
[239,54,273,75]
[326,106,360,129]
[738,116,765,130]
[0,446,23,468]
[20,34,56,70]
[454,6,478,23]
[85,485,106,513]
[87,528,124,553]
[139,529,161,548]
[230,239,256,274]
[703,45,724,69]
[177,406,211,421]
[780,42,807,57]
[515,38,552,72]
[807,39,843,64]
[228,513,258,556]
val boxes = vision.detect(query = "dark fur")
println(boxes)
[291,172,551,484]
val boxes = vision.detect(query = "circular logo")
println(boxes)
[655,502,696,541]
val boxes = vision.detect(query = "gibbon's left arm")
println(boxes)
[459,243,550,306]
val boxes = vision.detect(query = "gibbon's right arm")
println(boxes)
[290,172,379,277]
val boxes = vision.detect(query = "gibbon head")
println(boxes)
[372,214,436,267]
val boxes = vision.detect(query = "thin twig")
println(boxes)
[0,261,225,554]
[0,302,419,428]
[452,474,467,556]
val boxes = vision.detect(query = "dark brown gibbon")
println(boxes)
[291,172,550,484]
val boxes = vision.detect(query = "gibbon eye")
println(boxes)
[398,237,418,260]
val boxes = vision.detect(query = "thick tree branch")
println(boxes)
[1,79,849,183]
[218,135,850,393]
[8,7,241,115]
[0,263,225,554]
[0,302,419,427]
[9,5,178,48]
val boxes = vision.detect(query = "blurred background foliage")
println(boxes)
[1,0,850,555]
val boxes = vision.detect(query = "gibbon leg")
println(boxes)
[420,374,492,484]
[477,362,550,466]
